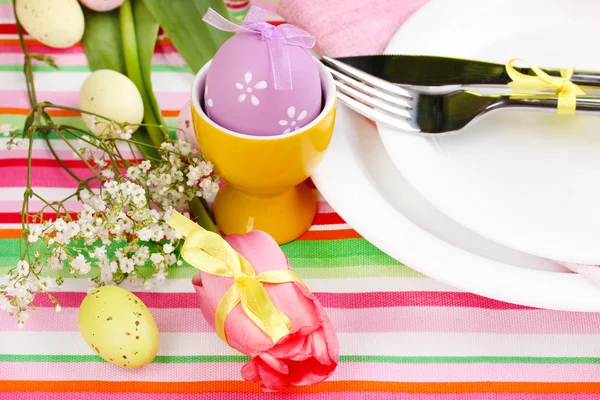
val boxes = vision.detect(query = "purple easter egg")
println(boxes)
[204,32,322,136]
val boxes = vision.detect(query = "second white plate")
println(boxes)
[312,103,600,311]
[379,0,600,264]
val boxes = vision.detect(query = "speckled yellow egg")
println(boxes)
[16,0,85,49]
[78,286,159,369]
[79,69,144,136]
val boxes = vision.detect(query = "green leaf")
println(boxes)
[133,0,165,131]
[142,0,233,73]
[120,0,164,149]
[81,3,161,160]
[81,7,127,74]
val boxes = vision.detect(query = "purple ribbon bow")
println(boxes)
[203,6,316,90]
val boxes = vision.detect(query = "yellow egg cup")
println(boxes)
[191,60,336,245]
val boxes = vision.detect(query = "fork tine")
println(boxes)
[333,79,412,120]
[335,90,420,132]
[321,56,414,99]
[325,66,414,110]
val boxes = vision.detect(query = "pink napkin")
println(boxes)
[277,0,428,57]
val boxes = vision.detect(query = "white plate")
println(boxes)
[311,104,600,311]
[378,0,600,264]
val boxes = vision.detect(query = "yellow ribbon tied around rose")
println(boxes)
[167,211,303,344]
[505,58,586,115]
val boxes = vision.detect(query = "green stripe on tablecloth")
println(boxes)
[0,237,419,278]
[0,65,191,73]
[3,354,600,364]
[0,238,398,260]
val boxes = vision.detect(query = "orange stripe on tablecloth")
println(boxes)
[0,108,179,117]
[1,381,600,394]
[0,229,21,238]
[299,229,361,240]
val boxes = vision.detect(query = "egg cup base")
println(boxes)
[212,181,317,245]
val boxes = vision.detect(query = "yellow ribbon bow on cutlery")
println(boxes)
[167,211,304,345]
[505,58,586,115]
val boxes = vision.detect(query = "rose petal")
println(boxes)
[260,352,289,375]
[241,359,260,382]
[310,327,332,366]
[255,357,290,391]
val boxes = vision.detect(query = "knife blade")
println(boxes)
[323,54,600,88]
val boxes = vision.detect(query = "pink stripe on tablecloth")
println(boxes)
[0,166,98,187]
[317,200,335,214]
[30,291,534,310]
[1,91,189,112]
[0,199,82,213]
[2,394,599,400]
[0,149,139,161]
[0,53,179,66]
[0,45,85,55]
[2,362,600,382]
[0,5,13,19]
[4,306,600,334]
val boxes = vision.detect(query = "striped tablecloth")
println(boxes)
[2,1,600,399]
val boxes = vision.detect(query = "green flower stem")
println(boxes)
[43,135,84,184]
[189,196,219,234]
[119,0,164,149]
[54,131,104,182]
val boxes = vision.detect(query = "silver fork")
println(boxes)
[321,58,600,134]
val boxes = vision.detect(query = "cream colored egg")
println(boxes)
[79,0,125,12]
[79,69,144,136]
[78,286,159,369]
[16,0,85,49]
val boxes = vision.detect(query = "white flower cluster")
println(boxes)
[2,123,25,150]
[0,271,58,328]
[1,137,219,326]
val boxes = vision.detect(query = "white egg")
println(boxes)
[16,0,85,49]
[79,70,145,136]
[78,0,125,12]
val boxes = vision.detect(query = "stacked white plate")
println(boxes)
[311,0,600,311]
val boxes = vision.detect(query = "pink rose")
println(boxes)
[192,230,339,392]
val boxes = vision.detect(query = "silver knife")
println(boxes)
[321,55,600,89]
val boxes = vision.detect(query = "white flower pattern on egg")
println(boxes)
[205,84,214,108]
[278,106,308,134]
[235,72,267,106]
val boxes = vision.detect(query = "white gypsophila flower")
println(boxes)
[153,270,168,282]
[150,253,164,265]
[163,243,174,254]
[0,293,12,312]
[0,123,17,136]
[16,260,29,277]
[27,225,42,243]
[165,253,177,266]
[200,179,220,199]
[119,257,135,274]
[101,169,115,179]
[36,276,57,291]
[127,165,142,180]
[47,256,62,271]
[71,254,91,275]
